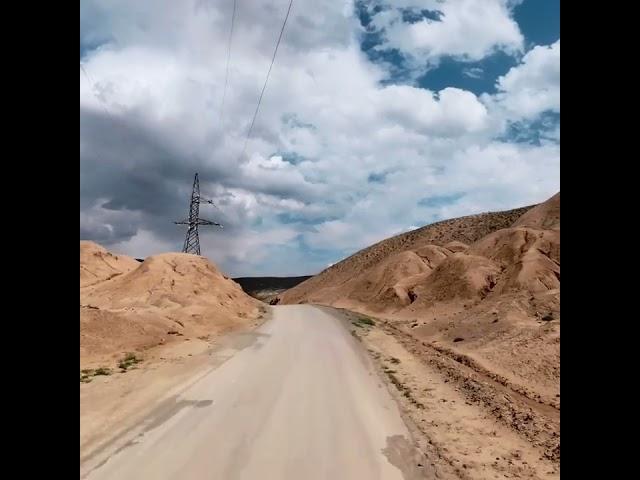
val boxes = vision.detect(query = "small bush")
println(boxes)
[118,353,142,372]
[358,316,375,326]
[80,365,114,382]
[352,315,375,328]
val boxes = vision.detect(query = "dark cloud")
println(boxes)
[80,107,236,245]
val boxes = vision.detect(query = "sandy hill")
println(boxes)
[281,193,560,404]
[512,192,560,230]
[80,241,140,288]
[281,203,532,308]
[80,246,261,367]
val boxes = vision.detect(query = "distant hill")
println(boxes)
[234,276,312,302]
[280,203,535,307]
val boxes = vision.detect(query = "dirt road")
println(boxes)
[81,305,426,480]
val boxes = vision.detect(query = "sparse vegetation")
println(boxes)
[118,353,143,372]
[80,366,113,383]
[352,315,375,328]
[386,371,424,409]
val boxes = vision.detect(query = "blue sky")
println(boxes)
[80,0,559,276]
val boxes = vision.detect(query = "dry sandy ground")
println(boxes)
[81,305,429,480]
[80,316,272,466]
[340,309,559,480]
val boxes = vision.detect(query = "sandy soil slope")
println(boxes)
[80,244,262,369]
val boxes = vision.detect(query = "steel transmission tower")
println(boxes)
[174,173,223,255]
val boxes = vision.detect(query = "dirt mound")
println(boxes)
[469,226,560,294]
[512,192,560,230]
[412,244,452,265]
[80,247,261,366]
[443,240,469,252]
[80,241,139,287]
[413,253,501,304]
[82,253,250,310]
[345,251,432,310]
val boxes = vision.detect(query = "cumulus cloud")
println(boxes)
[362,0,524,72]
[80,0,559,276]
[487,40,560,119]
[376,86,489,136]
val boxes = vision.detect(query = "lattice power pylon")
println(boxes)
[174,173,223,255]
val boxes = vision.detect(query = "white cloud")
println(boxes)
[80,0,559,276]
[198,225,300,276]
[487,40,560,119]
[376,86,489,136]
[110,229,175,259]
[367,0,524,70]
[237,153,326,201]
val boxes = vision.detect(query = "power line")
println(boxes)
[220,0,238,131]
[237,0,294,162]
